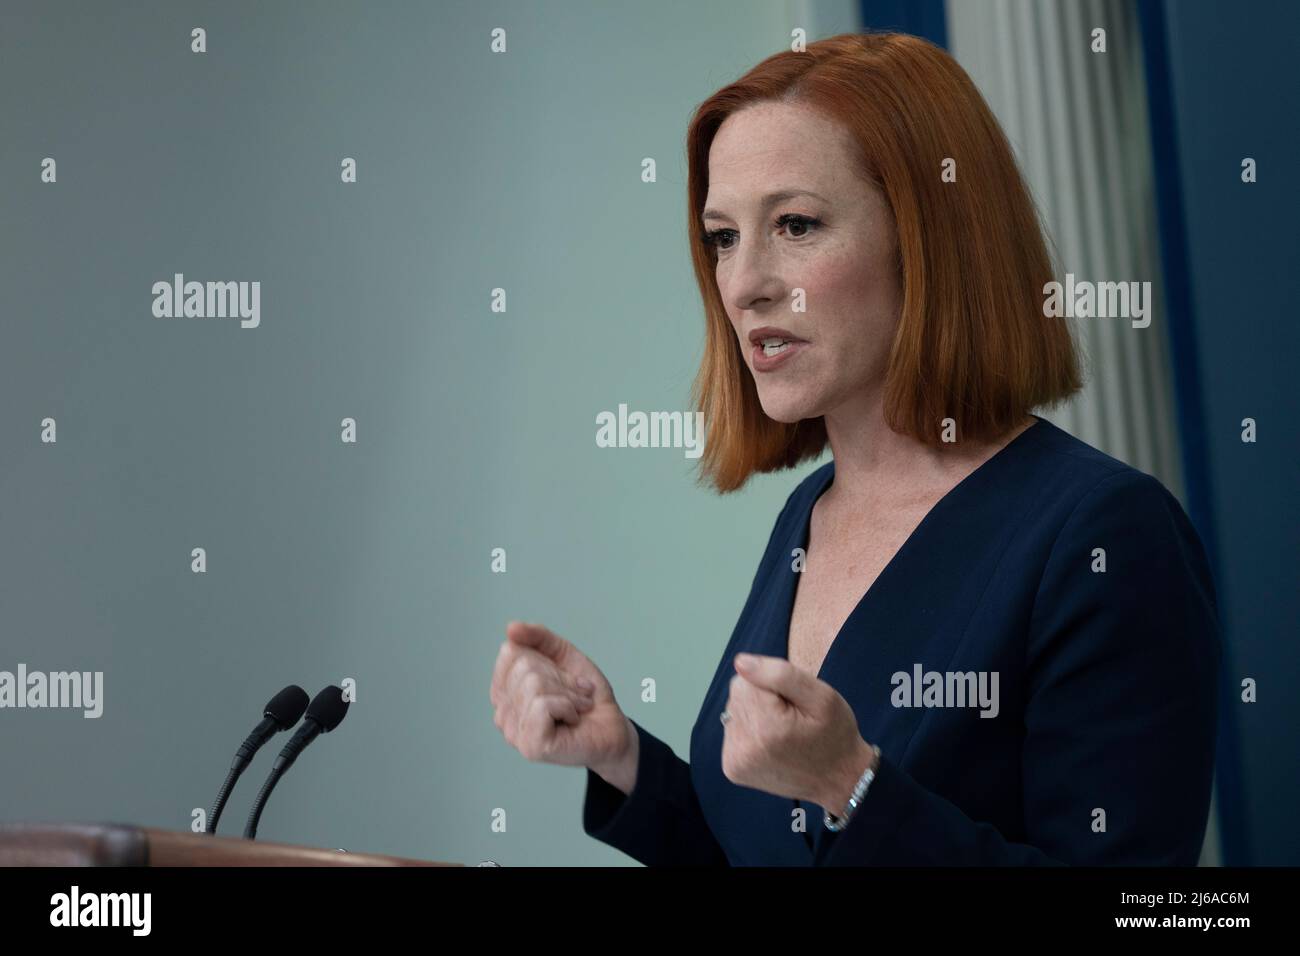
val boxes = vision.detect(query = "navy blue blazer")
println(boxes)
[582,415,1220,865]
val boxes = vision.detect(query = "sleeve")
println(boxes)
[581,475,813,866]
[582,718,729,866]
[812,469,1222,866]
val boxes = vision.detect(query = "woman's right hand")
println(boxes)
[490,621,638,791]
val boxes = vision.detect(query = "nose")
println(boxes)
[719,239,785,315]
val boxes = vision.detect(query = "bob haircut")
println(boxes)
[687,32,1083,493]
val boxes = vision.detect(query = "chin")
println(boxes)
[756,390,819,424]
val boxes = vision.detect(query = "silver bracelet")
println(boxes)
[823,745,881,832]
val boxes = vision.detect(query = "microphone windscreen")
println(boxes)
[264,685,310,729]
[305,685,349,732]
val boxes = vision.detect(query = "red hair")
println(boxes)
[687,32,1082,493]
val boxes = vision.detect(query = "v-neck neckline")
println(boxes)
[781,415,1045,684]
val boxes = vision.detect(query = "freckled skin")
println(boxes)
[705,100,904,425]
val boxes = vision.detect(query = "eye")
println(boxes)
[700,227,737,251]
[700,213,822,253]
[775,213,820,239]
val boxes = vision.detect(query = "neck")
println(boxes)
[820,390,1034,504]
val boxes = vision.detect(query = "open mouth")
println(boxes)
[759,337,793,356]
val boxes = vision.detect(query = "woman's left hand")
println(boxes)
[721,652,878,812]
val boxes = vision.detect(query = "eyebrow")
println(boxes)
[701,189,829,223]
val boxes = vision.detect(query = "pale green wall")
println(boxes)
[0,0,841,864]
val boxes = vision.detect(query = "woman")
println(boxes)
[489,32,1219,865]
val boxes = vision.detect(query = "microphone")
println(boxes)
[243,685,350,839]
[206,685,309,835]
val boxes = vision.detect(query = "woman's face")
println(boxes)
[703,100,902,424]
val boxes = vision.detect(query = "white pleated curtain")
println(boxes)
[946,0,1183,493]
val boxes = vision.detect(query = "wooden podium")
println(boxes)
[0,823,461,866]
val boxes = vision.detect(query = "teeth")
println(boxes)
[760,337,786,347]
[762,341,789,356]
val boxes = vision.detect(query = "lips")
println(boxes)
[747,326,807,346]
[748,335,806,369]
